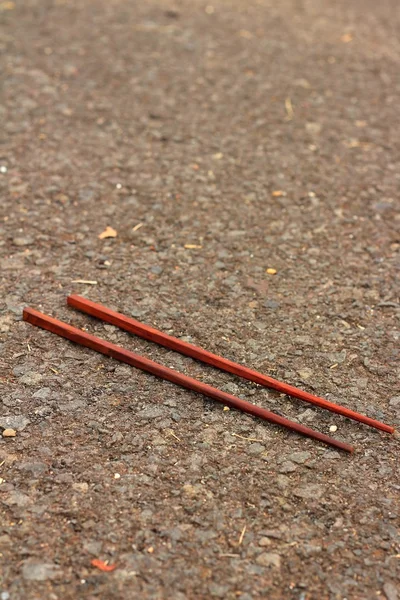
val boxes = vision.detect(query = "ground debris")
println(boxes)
[91,559,117,572]
[99,226,117,239]
[2,429,16,437]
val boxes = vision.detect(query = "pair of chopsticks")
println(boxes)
[23,296,394,453]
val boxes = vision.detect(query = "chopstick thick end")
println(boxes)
[23,307,37,323]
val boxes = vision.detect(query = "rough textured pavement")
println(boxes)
[1,0,399,598]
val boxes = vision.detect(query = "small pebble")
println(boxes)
[297,408,315,421]
[72,482,89,493]
[278,461,297,474]
[0,165,7,174]
[247,443,266,455]
[0,415,30,431]
[383,582,398,600]
[13,237,34,247]
[329,425,338,433]
[114,473,121,479]
[258,537,271,547]
[288,451,311,464]
[2,429,16,437]
[297,369,313,380]
[150,265,163,275]
[389,396,400,407]
[19,372,43,386]
[264,299,280,310]
[22,560,62,581]
[255,552,281,568]
[277,475,290,489]
[293,483,325,500]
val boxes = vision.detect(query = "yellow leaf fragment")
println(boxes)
[266,268,277,275]
[239,30,253,39]
[2,429,16,437]
[184,244,202,249]
[272,190,285,197]
[344,139,361,148]
[341,33,353,43]
[99,226,117,239]
[0,1,15,10]
[223,406,230,412]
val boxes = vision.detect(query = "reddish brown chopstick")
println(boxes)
[23,307,353,453]
[67,295,394,435]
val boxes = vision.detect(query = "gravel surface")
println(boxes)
[1,0,399,598]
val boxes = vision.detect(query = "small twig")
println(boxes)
[238,525,246,546]
[132,223,143,232]
[167,430,181,442]
[219,553,240,558]
[231,433,264,443]
[285,97,294,120]
[279,541,298,548]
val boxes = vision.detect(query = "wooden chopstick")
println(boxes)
[67,295,394,435]
[23,307,354,453]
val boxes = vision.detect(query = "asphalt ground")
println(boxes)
[0,1,399,598]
